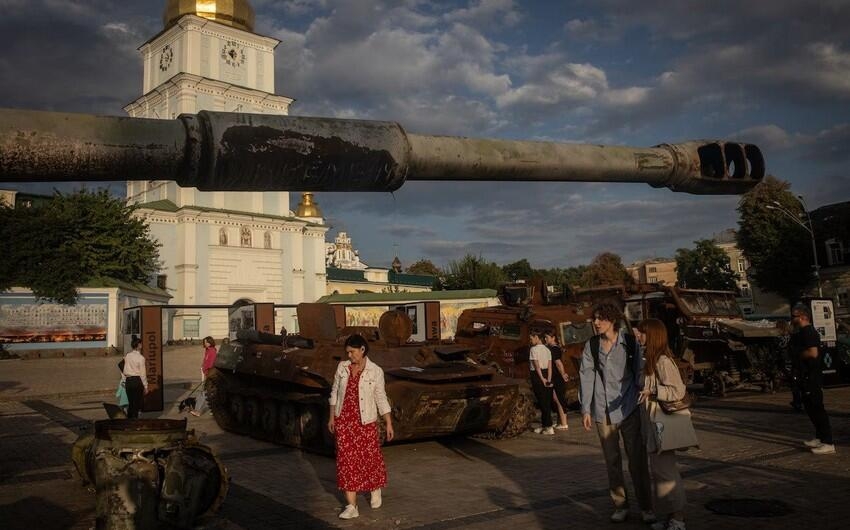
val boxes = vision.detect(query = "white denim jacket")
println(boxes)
[329,358,391,425]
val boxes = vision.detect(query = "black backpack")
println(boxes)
[588,333,638,383]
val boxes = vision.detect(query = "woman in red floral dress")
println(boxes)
[328,334,394,520]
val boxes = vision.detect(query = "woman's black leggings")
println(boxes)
[551,369,570,412]
[125,376,144,418]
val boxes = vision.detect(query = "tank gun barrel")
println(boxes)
[0,107,764,194]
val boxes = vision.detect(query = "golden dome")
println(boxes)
[163,0,255,32]
[296,192,323,218]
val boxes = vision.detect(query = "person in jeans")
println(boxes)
[529,331,554,435]
[579,303,654,523]
[791,304,835,454]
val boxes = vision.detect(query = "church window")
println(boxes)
[183,319,200,338]
[264,231,272,249]
[826,239,844,266]
[219,228,228,246]
[241,226,252,247]
[156,275,167,290]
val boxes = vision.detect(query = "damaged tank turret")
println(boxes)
[205,304,534,452]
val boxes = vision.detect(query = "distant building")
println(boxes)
[628,258,678,286]
[326,232,368,270]
[0,189,52,210]
[811,201,850,320]
[713,229,787,316]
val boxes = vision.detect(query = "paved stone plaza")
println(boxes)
[1,348,848,529]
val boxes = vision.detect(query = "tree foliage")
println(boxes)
[0,190,161,304]
[538,266,588,289]
[736,176,813,301]
[502,259,534,281]
[442,254,506,290]
[580,252,633,287]
[675,239,738,291]
[405,259,441,276]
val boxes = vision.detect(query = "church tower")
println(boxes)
[124,1,328,338]
[125,0,292,215]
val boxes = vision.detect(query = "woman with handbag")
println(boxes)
[636,319,698,530]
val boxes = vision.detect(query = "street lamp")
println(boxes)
[765,198,822,296]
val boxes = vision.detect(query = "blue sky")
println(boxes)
[2,0,849,269]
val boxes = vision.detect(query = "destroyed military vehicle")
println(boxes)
[205,304,534,452]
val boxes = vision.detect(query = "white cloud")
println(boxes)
[445,0,521,29]
[496,63,608,108]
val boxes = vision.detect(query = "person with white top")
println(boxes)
[328,334,394,520]
[529,331,554,435]
[122,336,149,418]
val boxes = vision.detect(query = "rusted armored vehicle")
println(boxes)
[71,418,228,529]
[623,285,787,395]
[454,279,627,405]
[206,303,534,452]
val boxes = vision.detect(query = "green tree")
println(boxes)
[502,258,534,281]
[405,259,441,276]
[443,254,506,290]
[0,190,161,304]
[736,176,813,301]
[675,239,738,290]
[580,252,632,287]
[539,266,587,289]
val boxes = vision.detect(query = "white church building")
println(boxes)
[124,1,328,338]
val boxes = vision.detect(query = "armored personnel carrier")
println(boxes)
[623,285,787,395]
[206,303,533,452]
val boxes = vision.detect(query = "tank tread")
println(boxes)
[473,388,535,440]
[206,368,334,454]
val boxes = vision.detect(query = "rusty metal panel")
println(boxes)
[253,303,275,334]
[296,303,338,341]
[141,306,164,412]
[424,301,441,341]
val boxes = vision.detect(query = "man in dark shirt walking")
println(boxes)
[791,303,835,454]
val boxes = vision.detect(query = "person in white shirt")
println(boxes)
[529,331,554,435]
[122,337,149,418]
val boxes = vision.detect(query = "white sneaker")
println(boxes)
[610,508,628,523]
[641,510,657,523]
[339,504,359,519]
[542,426,555,435]
[803,438,822,448]
[811,443,836,455]
[370,489,382,509]
[532,427,543,434]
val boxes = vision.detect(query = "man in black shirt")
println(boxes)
[791,304,835,454]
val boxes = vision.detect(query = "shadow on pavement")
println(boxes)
[0,380,28,395]
[0,497,77,530]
